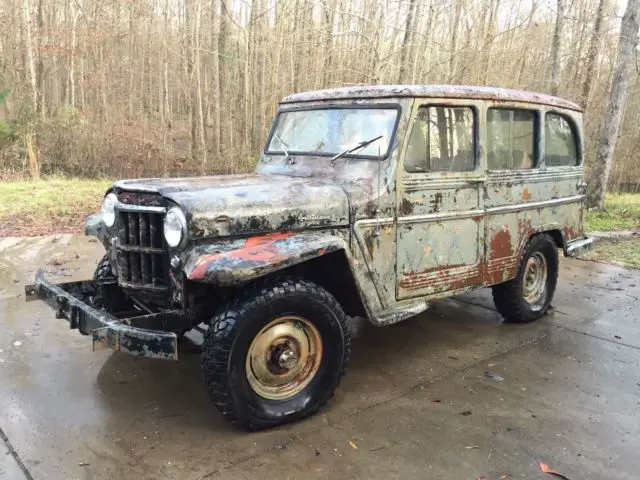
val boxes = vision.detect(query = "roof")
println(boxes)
[281,85,582,112]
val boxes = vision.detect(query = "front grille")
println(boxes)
[116,207,168,293]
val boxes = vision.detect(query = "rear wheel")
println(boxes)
[201,277,350,431]
[492,234,559,323]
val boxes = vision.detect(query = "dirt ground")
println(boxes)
[1,235,639,480]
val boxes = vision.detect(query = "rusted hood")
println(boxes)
[117,174,350,238]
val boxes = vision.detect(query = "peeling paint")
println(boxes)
[184,231,348,285]
[33,86,589,342]
[282,85,582,112]
[490,229,514,259]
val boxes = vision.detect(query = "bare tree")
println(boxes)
[550,0,566,95]
[587,0,640,209]
[1,0,640,186]
[397,0,417,83]
[581,0,606,108]
[22,0,37,114]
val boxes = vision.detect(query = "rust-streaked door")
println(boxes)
[396,103,485,300]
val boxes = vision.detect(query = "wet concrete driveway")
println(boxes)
[1,235,639,479]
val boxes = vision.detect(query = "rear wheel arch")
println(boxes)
[492,233,559,323]
[543,229,565,250]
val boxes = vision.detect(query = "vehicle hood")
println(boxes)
[115,174,350,239]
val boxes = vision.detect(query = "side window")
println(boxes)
[545,113,579,166]
[487,109,536,170]
[405,106,475,173]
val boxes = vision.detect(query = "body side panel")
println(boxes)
[483,104,586,286]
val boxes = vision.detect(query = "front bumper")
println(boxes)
[25,270,181,360]
[565,236,594,257]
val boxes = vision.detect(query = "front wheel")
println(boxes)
[201,277,351,431]
[492,234,559,323]
[91,254,130,313]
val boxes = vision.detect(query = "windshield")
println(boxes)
[266,107,399,158]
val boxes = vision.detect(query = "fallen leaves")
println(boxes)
[539,462,571,479]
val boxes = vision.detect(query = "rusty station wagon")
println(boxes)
[26,85,593,430]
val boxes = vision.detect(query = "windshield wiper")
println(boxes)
[274,133,294,164]
[330,135,383,166]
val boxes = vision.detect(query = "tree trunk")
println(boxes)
[194,0,207,167]
[185,0,197,160]
[23,0,38,115]
[36,0,44,119]
[69,7,80,108]
[397,0,417,83]
[587,0,640,209]
[218,0,230,149]
[448,0,462,81]
[581,0,606,108]
[550,0,565,95]
[210,0,221,158]
[23,0,40,178]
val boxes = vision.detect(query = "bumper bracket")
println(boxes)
[25,270,181,360]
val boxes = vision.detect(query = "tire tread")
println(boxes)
[492,233,559,324]
[201,276,351,431]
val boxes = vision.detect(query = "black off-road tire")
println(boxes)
[92,254,129,312]
[492,234,559,324]
[201,276,351,431]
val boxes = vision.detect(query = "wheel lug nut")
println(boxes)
[278,349,297,369]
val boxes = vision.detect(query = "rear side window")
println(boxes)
[545,113,579,166]
[487,109,536,170]
[405,106,475,173]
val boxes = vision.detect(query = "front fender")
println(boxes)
[183,231,348,285]
[85,214,110,248]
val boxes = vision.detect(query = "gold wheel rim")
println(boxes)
[245,315,323,401]
[523,252,548,309]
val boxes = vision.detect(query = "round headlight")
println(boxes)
[101,193,117,227]
[164,206,187,248]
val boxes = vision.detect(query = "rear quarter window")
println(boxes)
[486,108,537,170]
[545,113,579,167]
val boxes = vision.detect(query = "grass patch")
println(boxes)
[586,193,640,232]
[0,177,113,236]
[580,237,640,269]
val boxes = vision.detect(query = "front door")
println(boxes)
[396,103,485,299]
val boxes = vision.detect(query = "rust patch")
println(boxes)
[188,232,295,279]
[472,215,483,223]
[490,229,513,259]
[480,259,519,286]
[564,226,577,241]
[281,85,582,112]
[516,218,534,253]
[364,200,377,217]
[244,231,294,248]
[364,230,378,257]
[522,187,532,201]
[399,264,472,289]
[399,198,414,216]
[429,192,443,213]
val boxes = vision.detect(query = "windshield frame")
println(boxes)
[264,103,403,160]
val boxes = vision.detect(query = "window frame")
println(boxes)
[543,110,582,168]
[263,103,403,160]
[486,107,541,171]
[403,103,480,174]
